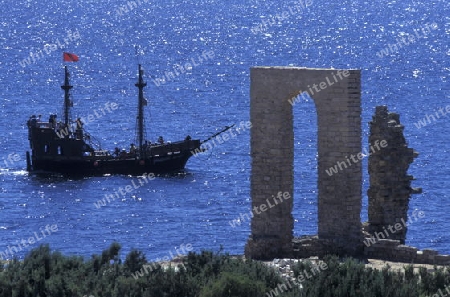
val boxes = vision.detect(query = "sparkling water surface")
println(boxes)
[0,0,448,260]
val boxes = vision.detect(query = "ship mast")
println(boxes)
[61,66,73,127]
[135,64,147,156]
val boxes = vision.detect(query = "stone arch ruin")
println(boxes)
[245,66,449,264]
[245,67,362,259]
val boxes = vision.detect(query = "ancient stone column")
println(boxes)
[367,106,421,244]
[246,67,363,259]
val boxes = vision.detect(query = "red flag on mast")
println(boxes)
[63,52,79,62]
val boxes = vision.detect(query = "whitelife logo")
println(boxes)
[191,121,252,157]
[151,50,215,87]
[94,173,155,209]
[363,210,425,247]
[288,70,351,107]
[2,153,21,168]
[229,191,291,228]
[414,104,450,129]
[376,22,438,58]
[0,224,58,260]
[19,30,81,67]
[325,140,388,177]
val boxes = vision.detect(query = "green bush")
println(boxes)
[1,244,450,297]
[199,272,266,297]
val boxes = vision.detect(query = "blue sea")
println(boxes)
[0,0,448,261]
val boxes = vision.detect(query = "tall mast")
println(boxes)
[135,64,147,156]
[60,66,73,127]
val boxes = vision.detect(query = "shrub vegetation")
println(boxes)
[0,244,450,297]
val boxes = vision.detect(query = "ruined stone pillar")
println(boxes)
[367,106,421,244]
[246,67,362,259]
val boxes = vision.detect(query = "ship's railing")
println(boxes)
[93,150,110,156]
[35,122,52,129]
[147,140,199,157]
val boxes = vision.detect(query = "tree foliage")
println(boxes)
[0,245,450,297]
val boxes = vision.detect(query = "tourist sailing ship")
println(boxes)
[26,64,225,175]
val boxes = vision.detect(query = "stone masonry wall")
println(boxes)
[246,67,362,259]
[364,239,450,266]
[366,106,422,244]
[246,68,448,265]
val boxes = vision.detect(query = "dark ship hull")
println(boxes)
[26,64,209,176]
[27,152,197,175]
[26,134,201,176]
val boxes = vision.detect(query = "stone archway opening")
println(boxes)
[291,91,319,238]
[245,67,363,260]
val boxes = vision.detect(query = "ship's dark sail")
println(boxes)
[26,65,203,176]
